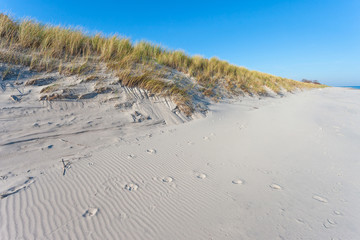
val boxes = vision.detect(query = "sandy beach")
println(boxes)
[1,87,359,239]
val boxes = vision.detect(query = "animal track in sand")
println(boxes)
[162,176,174,183]
[269,183,282,190]
[0,177,35,199]
[146,149,157,154]
[232,179,244,185]
[312,195,328,203]
[83,208,98,217]
[124,183,139,191]
[196,173,207,179]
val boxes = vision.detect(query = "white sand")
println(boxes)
[1,87,360,239]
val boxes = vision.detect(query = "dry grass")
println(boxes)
[40,84,60,93]
[0,13,325,115]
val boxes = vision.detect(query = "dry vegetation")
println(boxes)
[0,13,325,115]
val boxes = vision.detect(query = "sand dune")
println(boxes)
[1,87,360,239]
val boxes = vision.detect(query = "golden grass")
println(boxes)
[40,84,59,93]
[0,13,325,115]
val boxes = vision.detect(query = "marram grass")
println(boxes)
[0,13,325,115]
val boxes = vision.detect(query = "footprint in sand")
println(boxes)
[296,218,305,224]
[83,208,98,217]
[232,179,244,185]
[203,136,210,141]
[269,183,282,190]
[146,149,157,154]
[127,154,136,159]
[196,173,207,179]
[313,195,328,203]
[327,219,336,225]
[162,176,174,183]
[124,183,139,191]
[333,210,342,216]
[323,219,337,229]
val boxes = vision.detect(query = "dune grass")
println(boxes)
[0,13,324,115]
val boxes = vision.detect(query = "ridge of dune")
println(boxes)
[0,13,324,117]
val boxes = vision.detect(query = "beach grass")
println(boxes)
[0,13,324,115]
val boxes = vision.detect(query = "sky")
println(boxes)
[1,0,359,86]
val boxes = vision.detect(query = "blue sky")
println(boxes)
[1,0,359,86]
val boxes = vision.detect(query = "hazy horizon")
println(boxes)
[1,0,359,86]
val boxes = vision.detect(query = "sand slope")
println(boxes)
[1,87,360,239]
